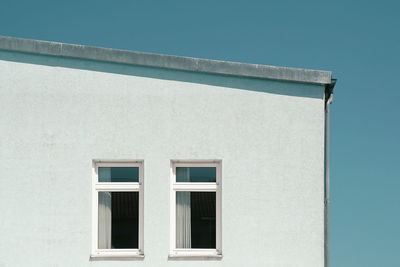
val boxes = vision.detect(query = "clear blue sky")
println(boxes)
[1,0,399,266]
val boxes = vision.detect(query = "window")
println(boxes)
[170,160,222,258]
[91,160,144,258]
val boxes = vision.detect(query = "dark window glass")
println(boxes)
[176,167,216,182]
[98,167,139,182]
[191,192,216,248]
[176,192,216,249]
[98,192,139,249]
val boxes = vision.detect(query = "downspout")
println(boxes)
[324,78,336,267]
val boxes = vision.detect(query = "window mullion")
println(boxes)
[173,183,217,192]
[95,183,140,191]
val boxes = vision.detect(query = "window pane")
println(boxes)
[98,167,139,182]
[176,167,216,182]
[98,192,139,249]
[176,192,216,249]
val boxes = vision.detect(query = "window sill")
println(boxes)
[90,252,144,260]
[168,254,222,260]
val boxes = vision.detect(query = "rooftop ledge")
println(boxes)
[0,35,334,85]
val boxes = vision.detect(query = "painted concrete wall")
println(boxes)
[0,51,325,267]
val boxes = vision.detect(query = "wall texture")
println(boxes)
[0,51,326,267]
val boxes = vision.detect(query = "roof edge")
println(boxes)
[0,36,333,85]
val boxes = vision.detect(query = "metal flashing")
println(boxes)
[0,35,333,85]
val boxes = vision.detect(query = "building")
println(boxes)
[0,36,335,267]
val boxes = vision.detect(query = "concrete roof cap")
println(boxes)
[0,36,333,85]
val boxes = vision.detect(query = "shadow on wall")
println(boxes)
[0,50,324,99]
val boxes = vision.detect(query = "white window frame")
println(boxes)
[169,160,222,258]
[91,160,144,258]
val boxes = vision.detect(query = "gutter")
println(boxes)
[324,78,336,267]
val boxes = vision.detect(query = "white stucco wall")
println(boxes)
[0,51,325,267]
